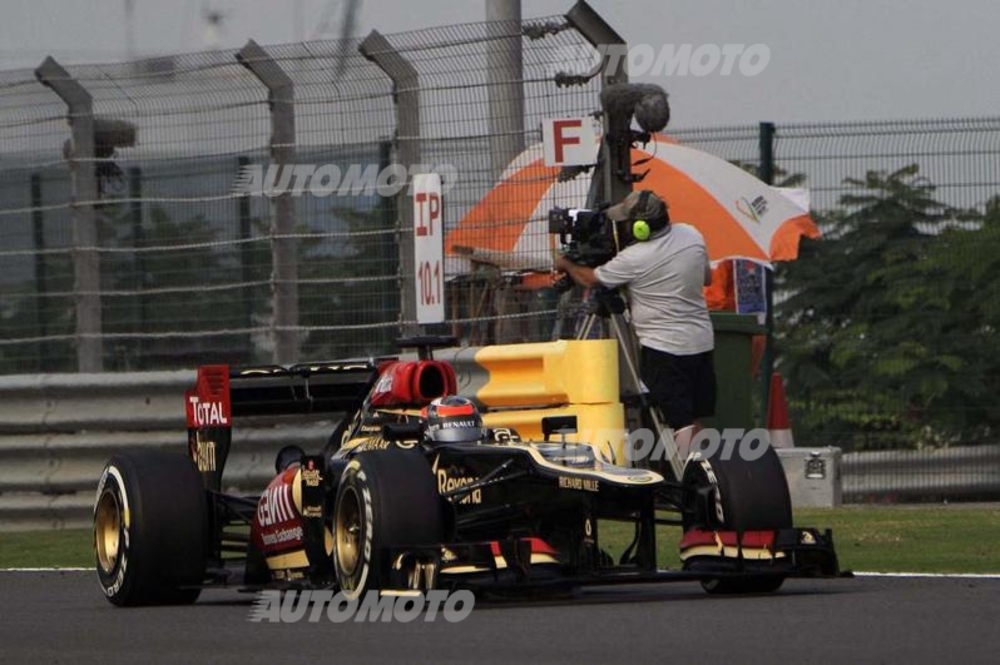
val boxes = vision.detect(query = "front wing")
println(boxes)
[375,527,845,594]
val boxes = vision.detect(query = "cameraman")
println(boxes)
[553,190,715,455]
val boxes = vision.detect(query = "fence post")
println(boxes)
[566,0,630,207]
[359,31,421,337]
[486,0,525,182]
[128,166,145,366]
[237,155,255,357]
[30,173,49,372]
[759,121,776,427]
[377,139,399,351]
[35,57,103,372]
[237,40,299,364]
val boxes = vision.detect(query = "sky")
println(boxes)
[1,0,999,129]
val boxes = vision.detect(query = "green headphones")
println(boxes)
[633,219,652,241]
[632,190,653,241]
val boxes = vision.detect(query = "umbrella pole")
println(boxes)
[758,122,777,428]
[760,268,775,428]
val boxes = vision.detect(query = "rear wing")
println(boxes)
[231,361,384,417]
[184,357,458,490]
[185,360,383,490]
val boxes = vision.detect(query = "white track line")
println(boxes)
[853,572,1000,579]
[0,567,91,572]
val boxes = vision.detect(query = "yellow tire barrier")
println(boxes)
[437,339,628,463]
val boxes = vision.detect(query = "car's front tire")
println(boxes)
[94,451,208,606]
[682,444,792,595]
[332,450,443,599]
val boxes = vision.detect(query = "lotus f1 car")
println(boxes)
[93,339,843,605]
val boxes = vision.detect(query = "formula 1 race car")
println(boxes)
[93,338,843,605]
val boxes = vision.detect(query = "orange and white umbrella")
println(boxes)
[446,135,819,274]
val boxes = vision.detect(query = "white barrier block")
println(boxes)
[776,447,842,508]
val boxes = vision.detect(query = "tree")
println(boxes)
[731,161,806,188]
[909,196,1000,438]
[98,201,257,370]
[0,253,74,374]
[776,164,998,449]
[296,200,399,360]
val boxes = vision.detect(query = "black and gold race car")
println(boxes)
[93,338,843,605]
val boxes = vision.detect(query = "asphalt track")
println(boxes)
[1,571,997,664]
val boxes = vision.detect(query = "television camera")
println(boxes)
[548,204,629,292]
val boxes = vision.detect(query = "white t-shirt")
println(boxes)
[594,223,714,355]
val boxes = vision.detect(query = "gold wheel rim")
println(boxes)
[95,489,122,573]
[335,486,361,576]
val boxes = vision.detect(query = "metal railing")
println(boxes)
[0,370,335,530]
[3,369,999,530]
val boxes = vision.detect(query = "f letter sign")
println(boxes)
[542,117,600,167]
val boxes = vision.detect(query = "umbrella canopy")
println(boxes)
[446,135,819,273]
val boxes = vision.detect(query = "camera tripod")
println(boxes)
[573,288,686,482]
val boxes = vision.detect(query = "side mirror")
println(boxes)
[541,416,577,442]
[382,422,424,442]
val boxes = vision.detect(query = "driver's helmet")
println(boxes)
[422,395,485,444]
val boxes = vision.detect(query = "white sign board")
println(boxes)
[413,173,444,324]
[542,117,601,167]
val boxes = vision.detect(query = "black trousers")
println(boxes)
[640,346,716,430]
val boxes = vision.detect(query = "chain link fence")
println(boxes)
[0,14,602,373]
[0,40,398,371]
[1,11,999,498]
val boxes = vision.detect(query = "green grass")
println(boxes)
[0,528,94,569]
[603,505,1000,574]
[794,505,1000,574]
[1,506,998,574]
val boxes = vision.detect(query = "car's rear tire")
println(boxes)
[682,444,792,594]
[94,451,208,606]
[332,450,443,599]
